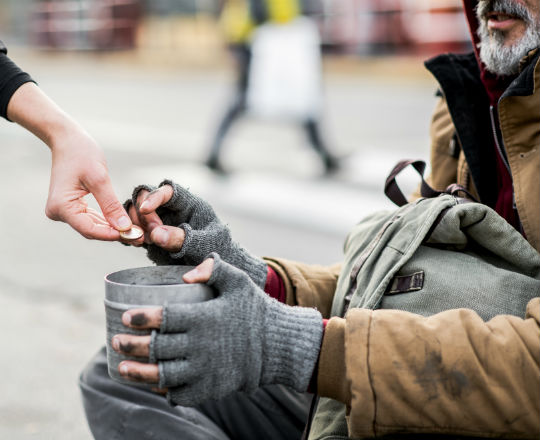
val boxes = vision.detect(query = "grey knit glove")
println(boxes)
[129,180,268,288]
[149,253,323,407]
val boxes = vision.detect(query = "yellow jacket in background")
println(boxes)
[221,0,301,44]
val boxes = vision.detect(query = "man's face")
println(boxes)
[477,0,540,75]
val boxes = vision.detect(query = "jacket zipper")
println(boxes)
[489,105,517,210]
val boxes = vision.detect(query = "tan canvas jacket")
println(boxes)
[263,53,540,439]
[417,51,540,252]
[264,257,540,439]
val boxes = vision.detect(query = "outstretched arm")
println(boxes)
[1,45,131,239]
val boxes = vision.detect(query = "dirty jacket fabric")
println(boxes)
[0,40,34,120]
[266,260,540,439]
[263,36,540,440]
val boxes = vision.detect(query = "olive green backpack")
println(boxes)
[307,160,540,440]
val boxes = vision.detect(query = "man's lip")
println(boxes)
[487,12,522,30]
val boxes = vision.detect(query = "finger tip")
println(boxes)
[152,227,169,247]
[116,215,132,231]
[119,362,128,375]
[122,312,132,326]
[133,237,146,246]
[111,336,120,351]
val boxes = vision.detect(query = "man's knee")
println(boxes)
[78,346,229,440]
[79,346,109,392]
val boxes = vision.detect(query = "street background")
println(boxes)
[0,1,470,438]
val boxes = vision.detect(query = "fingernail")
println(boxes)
[153,227,169,246]
[112,337,120,351]
[122,312,132,326]
[117,216,131,230]
[119,363,128,375]
[139,201,148,212]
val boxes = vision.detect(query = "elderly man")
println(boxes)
[80,1,539,439]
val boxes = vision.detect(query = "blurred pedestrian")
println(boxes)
[0,40,131,239]
[205,0,339,174]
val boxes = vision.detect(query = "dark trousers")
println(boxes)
[207,45,337,171]
[206,45,251,166]
[79,347,312,440]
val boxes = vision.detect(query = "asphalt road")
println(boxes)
[0,49,436,439]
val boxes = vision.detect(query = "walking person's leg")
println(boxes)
[303,118,339,174]
[205,45,252,173]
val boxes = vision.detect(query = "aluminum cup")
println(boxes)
[104,265,215,385]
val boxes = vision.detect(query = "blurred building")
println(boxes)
[318,0,471,55]
[28,0,141,50]
[0,0,471,56]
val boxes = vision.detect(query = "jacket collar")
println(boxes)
[425,48,539,112]
[503,49,540,99]
[424,49,539,209]
[425,52,497,207]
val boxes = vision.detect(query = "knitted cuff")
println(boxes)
[233,252,268,289]
[131,184,157,207]
[159,179,198,210]
[261,302,323,392]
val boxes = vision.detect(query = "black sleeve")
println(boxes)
[0,39,35,121]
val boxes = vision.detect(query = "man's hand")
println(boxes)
[124,181,268,288]
[112,254,323,407]
[46,128,132,240]
[112,258,214,386]
[7,82,131,240]
[122,184,180,248]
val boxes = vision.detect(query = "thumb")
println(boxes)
[86,174,131,232]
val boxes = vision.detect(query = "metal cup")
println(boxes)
[104,265,215,385]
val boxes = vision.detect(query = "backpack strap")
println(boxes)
[384,160,438,206]
[444,183,479,202]
[384,159,479,207]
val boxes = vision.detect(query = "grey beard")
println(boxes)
[477,0,540,76]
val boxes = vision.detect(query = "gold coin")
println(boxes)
[120,225,144,240]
